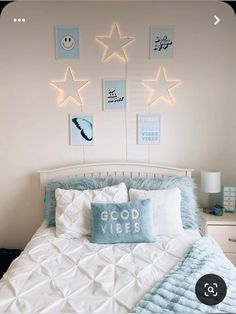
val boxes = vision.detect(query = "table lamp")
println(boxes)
[201,170,222,215]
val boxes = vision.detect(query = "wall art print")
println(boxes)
[137,114,160,145]
[150,26,174,59]
[103,79,126,111]
[55,27,80,59]
[70,114,93,145]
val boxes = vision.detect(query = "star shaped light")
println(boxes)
[51,67,89,106]
[96,23,135,62]
[143,67,181,105]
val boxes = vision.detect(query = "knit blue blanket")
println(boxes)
[133,236,236,313]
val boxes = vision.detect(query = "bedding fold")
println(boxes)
[133,236,236,313]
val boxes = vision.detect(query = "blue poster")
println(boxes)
[70,115,93,145]
[138,114,160,145]
[150,26,174,59]
[55,27,80,59]
[103,80,126,111]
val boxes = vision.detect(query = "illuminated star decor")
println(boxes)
[51,67,89,106]
[143,67,181,105]
[96,23,135,62]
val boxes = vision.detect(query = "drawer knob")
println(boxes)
[228,238,236,243]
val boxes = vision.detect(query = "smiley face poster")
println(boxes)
[55,27,79,59]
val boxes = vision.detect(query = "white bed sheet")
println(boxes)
[0,223,200,313]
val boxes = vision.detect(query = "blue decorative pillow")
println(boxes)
[44,175,199,229]
[91,199,155,244]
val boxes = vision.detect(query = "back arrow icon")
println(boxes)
[214,15,220,25]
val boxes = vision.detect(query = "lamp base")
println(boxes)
[209,193,221,209]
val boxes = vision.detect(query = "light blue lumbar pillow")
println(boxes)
[91,199,155,244]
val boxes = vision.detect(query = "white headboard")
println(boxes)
[38,162,193,188]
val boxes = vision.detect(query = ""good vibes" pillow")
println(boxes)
[90,199,155,244]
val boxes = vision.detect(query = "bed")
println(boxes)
[0,162,235,313]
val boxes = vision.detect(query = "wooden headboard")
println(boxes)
[38,162,193,188]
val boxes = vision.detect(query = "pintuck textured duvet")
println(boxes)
[0,223,200,313]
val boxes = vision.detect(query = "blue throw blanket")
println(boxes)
[133,236,236,313]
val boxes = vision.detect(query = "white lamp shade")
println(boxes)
[201,170,221,193]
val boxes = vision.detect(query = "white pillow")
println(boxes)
[129,188,183,236]
[56,183,128,238]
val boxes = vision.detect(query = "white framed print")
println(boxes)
[103,79,126,111]
[70,114,94,145]
[150,26,174,59]
[137,114,160,145]
[55,26,80,59]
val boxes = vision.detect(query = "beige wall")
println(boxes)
[0,1,235,248]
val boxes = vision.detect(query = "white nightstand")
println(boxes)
[202,211,236,266]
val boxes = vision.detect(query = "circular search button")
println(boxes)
[195,274,227,306]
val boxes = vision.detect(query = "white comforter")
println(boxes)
[0,223,200,313]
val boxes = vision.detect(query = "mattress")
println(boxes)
[0,223,200,313]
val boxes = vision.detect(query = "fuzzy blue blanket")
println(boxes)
[133,236,236,313]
